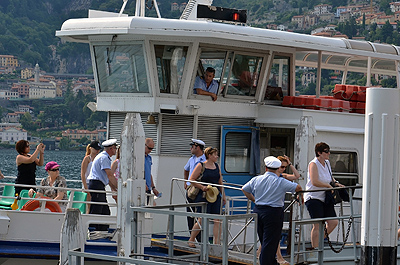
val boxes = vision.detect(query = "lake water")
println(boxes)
[0,150,85,189]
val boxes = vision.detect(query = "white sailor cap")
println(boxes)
[102,138,118,147]
[264,156,281,169]
[190,139,205,147]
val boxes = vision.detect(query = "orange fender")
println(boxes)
[21,197,62,212]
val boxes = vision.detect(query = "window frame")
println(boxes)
[92,41,151,96]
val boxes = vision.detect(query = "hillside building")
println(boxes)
[0,55,19,68]
[0,90,19,100]
[0,127,27,144]
[21,68,33,79]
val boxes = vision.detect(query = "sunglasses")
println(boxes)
[280,165,287,169]
[145,144,154,150]
[49,168,59,172]
[322,149,330,153]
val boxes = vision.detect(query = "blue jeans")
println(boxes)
[254,205,283,265]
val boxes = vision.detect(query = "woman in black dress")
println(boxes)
[188,147,226,247]
[15,140,45,196]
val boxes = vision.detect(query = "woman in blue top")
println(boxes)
[188,147,226,247]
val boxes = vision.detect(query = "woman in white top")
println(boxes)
[304,142,344,248]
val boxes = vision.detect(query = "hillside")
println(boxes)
[0,0,391,73]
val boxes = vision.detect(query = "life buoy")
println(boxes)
[21,197,62,212]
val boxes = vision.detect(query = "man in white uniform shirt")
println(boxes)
[87,139,118,231]
[242,156,302,265]
[184,139,206,239]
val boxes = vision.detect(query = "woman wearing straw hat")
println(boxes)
[187,147,226,248]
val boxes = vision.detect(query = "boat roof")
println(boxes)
[57,15,400,60]
[56,14,400,75]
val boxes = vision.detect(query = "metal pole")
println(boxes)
[361,87,400,265]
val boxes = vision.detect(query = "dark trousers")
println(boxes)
[88,179,110,231]
[186,193,201,242]
[254,205,283,265]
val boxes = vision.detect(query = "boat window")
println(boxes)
[329,151,358,187]
[94,44,149,93]
[225,53,263,97]
[265,55,290,100]
[193,50,226,96]
[155,45,188,94]
[224,132,251,173]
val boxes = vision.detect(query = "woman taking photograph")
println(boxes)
[15,140,45,196]
[188,147,226,247]
[29,161,68,211]
[304,142,344,248]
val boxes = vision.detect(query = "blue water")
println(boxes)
[0,150,84,188]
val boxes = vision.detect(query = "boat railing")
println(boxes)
[289,185,362,265]
[0,180,117,212]
[131,203,258,265]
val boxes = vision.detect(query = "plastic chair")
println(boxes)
[68,191,87,214]
[0,185,16,207]
[17,190,31,210]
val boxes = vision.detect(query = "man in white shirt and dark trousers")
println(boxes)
[184,139,206,240]
[87,139,118,231]
[242,156,302,265]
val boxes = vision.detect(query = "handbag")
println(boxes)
[186,162,205,200]
[324,162,349,205]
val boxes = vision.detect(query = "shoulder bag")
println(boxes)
[325,161,349,205]
[187,162,205,200]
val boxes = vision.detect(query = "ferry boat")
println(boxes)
[2,0,400,264]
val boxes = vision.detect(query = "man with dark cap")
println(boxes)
[242,156,302,265]
[87,138,118,230]
[184,139,206,239]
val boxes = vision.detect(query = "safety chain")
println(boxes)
[324,217,353,253]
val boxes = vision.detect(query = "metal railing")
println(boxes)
[290,185,362,265]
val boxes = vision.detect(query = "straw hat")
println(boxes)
[205,185,219,203]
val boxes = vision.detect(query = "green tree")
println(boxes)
[59,137,71,150]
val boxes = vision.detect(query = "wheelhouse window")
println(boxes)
[225,53,263,97]
[224,132,251,173]
[155,45,188,94]
[194,48,265,99]
[329,151,358,187]
[94,44,149,93]
[265,55,290,100]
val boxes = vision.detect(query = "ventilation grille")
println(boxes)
[108,112,158,152]
[160,114,194,155]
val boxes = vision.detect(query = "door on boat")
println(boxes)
[220,125,260,213]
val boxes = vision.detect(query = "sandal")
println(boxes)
[188,241,196,248]
[277,259,290,265]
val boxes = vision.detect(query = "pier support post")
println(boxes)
[60,208,85,265]
[118,113,146,260]
[361,87,400,265]
[294,116,316,180]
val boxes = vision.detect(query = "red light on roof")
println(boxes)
[233,13,240,21]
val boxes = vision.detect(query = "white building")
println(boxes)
[0,90,19,99]
[301,72,316,86]
[314,4,332,15]
[390,2,400,13]
[29,87,56,99]
[0,127,27,144]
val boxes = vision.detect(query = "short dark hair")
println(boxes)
[205,67,215,74]
[16,140,29,154]
[315,142,330,157]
